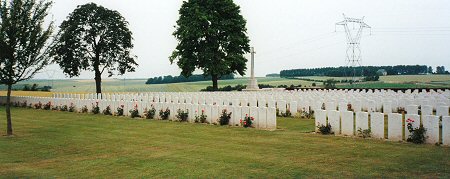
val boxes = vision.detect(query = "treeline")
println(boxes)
[200,84,304,91]
[280,65,429,77]
[146,74,234,84]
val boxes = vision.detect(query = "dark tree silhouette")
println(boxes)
[51,3,137,94]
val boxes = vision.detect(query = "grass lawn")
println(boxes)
[0,107,449,178]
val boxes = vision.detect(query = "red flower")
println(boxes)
[240,119,243,123]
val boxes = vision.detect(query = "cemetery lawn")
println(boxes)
[1,107,449,178]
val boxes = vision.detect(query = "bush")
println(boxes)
[34,102,42,109]
[129,104,140,118]
[144,106,156,119]
[240,114,254,128]
[317,123,332,135]
[176,109,189,122]
[357,128,371,138]
[20,101,28,108]
[218,109,232,125]
[92,102,100,114]
[43,102,51,110]
[68,103,76,112]
[301,110,314,119]
[406,118,427,144]
[159,108,170,120]
[281,109,292,117]
[81,105,89,113]
[103,105,113,115]
[195,109,207,123]
[60,105,68,112]
[116,105,124,116]
[323,79,337,89]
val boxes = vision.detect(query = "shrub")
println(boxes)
[176,109,189,122]
[195,109,207,123]
[317,123,332,135]
[144,106,156,119]
[280,109,292,117]
[51,105,59,111]
[159,108,170,120]
[60,105,68,112]
[240,114,254,128]
[218,109,232,125]
[301,110,314,119]
[406,118,427,144]
[21,101,28,108]
[357,128,371,138]
[129,104,140,118]
[34,102,42,109]
[92,102,100,114]
[68,103,76,112]
[81,105,89,113]
[103,105,113,115]
[116,105,124,116]
[43,102,51,110]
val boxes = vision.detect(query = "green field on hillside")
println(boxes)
[0,107,449,177]
[0,75,449,95]
[0,77,314,93]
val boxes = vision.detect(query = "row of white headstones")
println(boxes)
[1,96,277,130]
[2,89,449,134]
[315,110,450,145]
[51,89,450,114]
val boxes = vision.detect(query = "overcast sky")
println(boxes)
[34,0,450,79]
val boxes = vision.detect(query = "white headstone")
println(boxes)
[388,113,403,141]
[327,110,340,135]
[355,112,369,131]
[314,110,327,132]
[341,111,354,136]
[370,112,385,139]
[443,116,450,146]
[422,115,439,144]
[421,105,433,116]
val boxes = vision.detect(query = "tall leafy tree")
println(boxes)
[0,0,53,136]
[51,3,137,94]
[170,0,250,91]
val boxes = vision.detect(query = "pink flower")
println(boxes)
[240,119,242,123]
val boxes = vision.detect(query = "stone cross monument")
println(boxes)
[246,47,259,90]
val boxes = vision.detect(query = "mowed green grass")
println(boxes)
[1,107,449,178]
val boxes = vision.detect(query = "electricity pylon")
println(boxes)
[336,13,371,83]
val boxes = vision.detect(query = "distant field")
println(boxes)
[0,75,448,95]
[0,77,313,94]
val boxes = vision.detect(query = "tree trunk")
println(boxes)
[212,74,219,91]
[94,69,102,94]
[6,84,13,136]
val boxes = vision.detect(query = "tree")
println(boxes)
[170,0,250,91]
[0,0,53,136]
[323,79,337,89]
[428,66,433,74]
[51,3,137,94]
[436,66,446,74]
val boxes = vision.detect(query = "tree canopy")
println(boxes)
[51,3,137,94]
[0,0,54,135]
[170,0,250,91]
